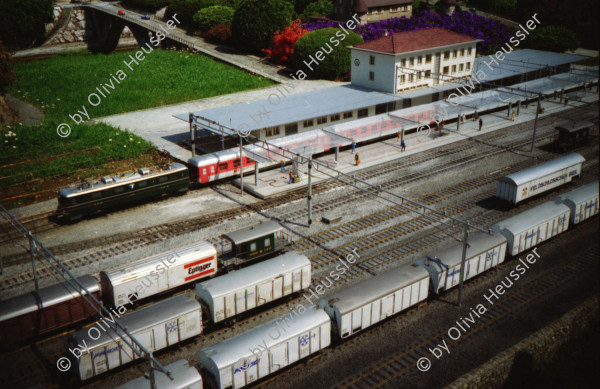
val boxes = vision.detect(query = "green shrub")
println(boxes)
[205,24,232,43]
[0,0,54,48]
[292,27,363,80]
[232,0,294,54]
[121,0,172,12]
[193,5,234,31]
[165,0,216,30]
[300,0,333,22]
[526,26,580,53]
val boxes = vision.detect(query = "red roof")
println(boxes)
[352,28,478,54]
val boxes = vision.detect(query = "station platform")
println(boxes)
[234,90,598,199]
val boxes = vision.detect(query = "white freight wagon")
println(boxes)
[556,180,599,224]
[67,295,202,380]
[415,232,507,294]
[196,252,310,323]
[496,153,585,204]
[491,201,571,256]
[101,242,217,306]
[319,263,429,339]
[197,307,330,389]
[115,359,203,389]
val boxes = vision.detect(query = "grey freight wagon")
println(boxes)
[555,180,599,224]
[115,359,203,389]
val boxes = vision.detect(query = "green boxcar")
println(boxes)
[223,220,283,260]
[57,163,190,222]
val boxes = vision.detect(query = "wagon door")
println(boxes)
[166,318,179,345]
[270,343,288,371]
[257,281,272,305]
[381,294,394,318]
[273,276,283,300]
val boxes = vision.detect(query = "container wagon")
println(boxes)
[415,232,507,294]
[555,180,599,224]
[0,275,100,346]
[496,153,585,204]
[67,295,202,381]
[491,201,571,256]
[115,359,203,389]
[319,262,429,339]
[100,242,217,307]
[197,307,330,389]
[196,252,310,324]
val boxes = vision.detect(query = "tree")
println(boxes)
[526,26,580,53]
[263,19,308,65]
[0,0,54,48]
[292,27,363,80]
[231,0,294,54]
[193,5,235,31]
[300,0,333,22]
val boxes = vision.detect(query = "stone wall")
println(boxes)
[447,295,599,389]
[46,7,133,45]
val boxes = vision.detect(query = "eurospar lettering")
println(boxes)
[417,248,541,372]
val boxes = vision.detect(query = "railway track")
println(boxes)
[2,100,590,250]
[1,161,597,388]
[0,133,560,293]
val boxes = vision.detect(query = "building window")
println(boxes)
[369,71,375,81]
[409,57,414,66]
[265,126,280,137]
[408,73,414,82]
[369,55,375,65]
[357,108,368,118]
[453,50,457,58]
[343,111,353,119]
[425,70,431,78]
[330,113,340,121]
[466,62,471,71]
[303,119,314,127]
[401,5,407,11]
[425,54,432,63]
[467,48,472,56]
[400,74,406,83]
[444,51,450,60]
[417,56,422,65]
[443,66,449,74]
[460,48,465,57]
[375,103,388,114]
[317,116,327,125]
[451,65,456,73]
[459,63,464,72]
[284,123,298,135]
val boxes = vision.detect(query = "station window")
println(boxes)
[417,56,422,65]
[466,62,471,71]
[425,70,431,78]
[303,119,314,127]
[331,113,341,121]
[425,54,432,63]
[453,50,457,58]
[459,63,464,72]
[408,73,414,82]
[369,71,375,81]
[369,55,375,65]
[400,74,406,83]
[443,66,449,74]
[467,48,472,56]
[265,126,280,137]
[444,51,450,60]
[343,111,353,119]
[219,162,228,171]
[400,58,406,67]
[317,116,327,125]
[460,48,465,57]
[409,57,414,66]
[357,108,368,118]
[451,65,456,73]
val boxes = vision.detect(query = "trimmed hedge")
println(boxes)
[193,5,234,31]
[0,0,54,48]
[292,27,363,80]
[164,0,217,30]
[120,0,172,12]
[231,0,294,54]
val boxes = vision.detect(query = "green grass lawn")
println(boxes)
[9,48,274,120]
[1,48,275,208]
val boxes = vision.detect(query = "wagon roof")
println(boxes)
[115,359,201,389]
[196,252,309,298]
[499,153,585,187]
[492,201,571,235]
[0,275,99,322]
[69,295,200,349]
[556,120,594,133]
[427,232,507,268]
[555,180,599,204]
[319,263,429,315]
[222,221,282,245]
[198,307,329,368]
